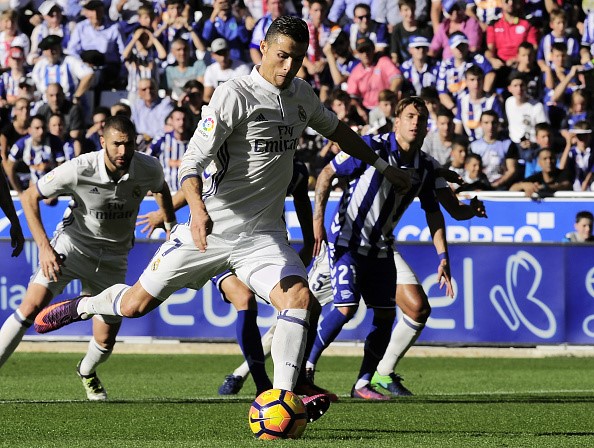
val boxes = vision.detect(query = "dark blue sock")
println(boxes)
[307,308,350,365]
[357,313,394,381]
[236,310,272,391]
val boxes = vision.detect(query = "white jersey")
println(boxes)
[36,150,164,255]
[203,60,252,89]
[179,67,339,235]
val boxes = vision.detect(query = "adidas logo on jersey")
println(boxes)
[254,113,267,122]
[89,187,100,194]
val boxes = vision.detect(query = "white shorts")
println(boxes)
[139,225,307,303]
[307,244,419,306]
[31,231,127,324]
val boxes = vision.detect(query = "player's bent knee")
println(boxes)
[271,276,310,310]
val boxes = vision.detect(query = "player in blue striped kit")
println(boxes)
[308,96,454,399]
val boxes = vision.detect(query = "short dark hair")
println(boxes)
[29,114,46,126]
[353,2,371,13]
[331,88,351,105]
[480,109,499,121]
[183,79,204,93]
[265,16,309,45]
[576,211,594,222]
[398,0,416,9]
[464,152,482,166]
[93,106,111,118]
[535,122,551,134]
[452,134,469,149]
[104,115,137,139]
[465,64,484,79]
[395,96,428,119]
[551,41,567,53]
[436,106,454,120]
[518,41,534,52]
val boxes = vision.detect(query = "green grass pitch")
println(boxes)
[2,352,594,447]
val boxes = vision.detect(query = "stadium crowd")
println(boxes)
[0,0,593,196]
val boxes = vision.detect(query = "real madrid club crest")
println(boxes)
[298,105,306,122]
[151,258,161,271]
[133,185,141,199]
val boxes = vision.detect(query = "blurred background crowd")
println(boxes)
[0,0,593,197]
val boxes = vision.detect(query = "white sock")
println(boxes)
[305,361,316,370]
[271,309,309,391]
[232,323,276,378]
[376,315,424,376]
[78,284,130,317]
[355,378,370,389]
[0,310,32,369]
[78,338,112,376]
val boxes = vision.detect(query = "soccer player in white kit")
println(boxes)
[0,116,176,400]
[34,16,411,420]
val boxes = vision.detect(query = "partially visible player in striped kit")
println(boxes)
[307,97,454,400]
[149,107,191,193]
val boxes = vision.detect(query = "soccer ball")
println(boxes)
[248,389,307,440]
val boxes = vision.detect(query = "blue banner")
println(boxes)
[1,240,593,344]
[0,195,591,243]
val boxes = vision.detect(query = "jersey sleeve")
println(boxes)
[331,151,366,177]
[178,84,240,184]
[36,159,78,198]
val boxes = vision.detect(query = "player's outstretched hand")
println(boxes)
[470,196,487,218]
[136,210,165,237]
[10,222,24,257]
[437,259,454,298]
[191,210,213,252]
[383,165,412,193]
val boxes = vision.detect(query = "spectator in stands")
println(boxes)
[36,83,85,140]
[0,46,27,109]
[505,73,548,145]
[470,109,519,190]
[456,152,493,192]
[454,65,503,142]
[485,0,538,88]
[322,30,359,92]
[429,0,482,60]
[201,0,252,63]
[560,90,594,146]
[436,32,494,112]
[366,89,397,135]
[131,77,174,142]
[346,37,402,111]
[149,107,192,193]
[519,122,555,179]
[377,0,429,29]
[122,25,167,104]
[111,102,132,119]
[346,3,389,53]
[400,36,438,96]
[32,35,95,106]
[507,42,541,101]
[0,97,30,189]
[83,106,110,153]
[5,114,65,194]
[177,79,204,130]
[559,120,594,191]
[28,1,71,66]
[155,0,205,64]
[390,0,433,66]
[422,106,455,165]
[250,0,285,64]
[536,9,580,72]
[108,0,145,38]
[444,134,468,182]
[563,211,594,242]
[0,9,30,69]
[328,0,374,25]
[67,0,126,91]
[164,38,207,101]
[202,38,250,103]
[510,148,572,197]
[47,112,80,160]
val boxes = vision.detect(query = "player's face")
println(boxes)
[394,104,428,146]
[575,218,593,240]
[260,35,307,90]
[102,127,135,173]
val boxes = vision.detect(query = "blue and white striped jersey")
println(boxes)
[150,131,188,193]
[583,11,594,55]
[436,54,493,98]
[454,92,504,141]
[9,134,65,184]
[328,132,441,257]
[400,59,439,96]
[537,32,579,65]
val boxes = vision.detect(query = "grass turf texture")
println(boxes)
[1,354,594,447]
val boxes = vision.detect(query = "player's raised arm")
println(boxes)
[325,120,412,193]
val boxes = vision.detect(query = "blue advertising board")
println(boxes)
[0,195,592,243]
[1,240,593,344]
